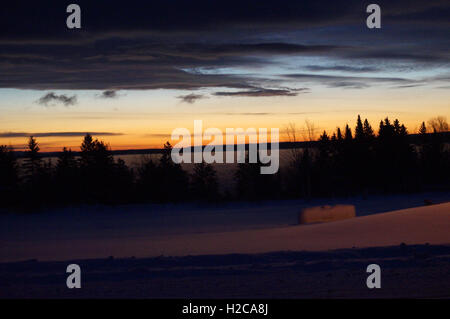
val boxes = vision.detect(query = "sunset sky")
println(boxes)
[0,0,449,151]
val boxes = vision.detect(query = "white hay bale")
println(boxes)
[299,204,356,224]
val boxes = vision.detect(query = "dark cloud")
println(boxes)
[282,73,416,89]
[213,88,308,97]
[328,82,370,89]
[0,42,340,91]
[304,65,380,73]
[390,84,425,89]
[0,132,123,138]
[189,43,342,57]
[1,1,447,41]
[36,92,77,106]
[99,90,119,99]
[177,93,206,104]
[0,0,448,92]
[347,50,449,63]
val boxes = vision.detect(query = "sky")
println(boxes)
[0,0,449,151]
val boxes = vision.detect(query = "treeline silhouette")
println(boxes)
[284,116,450,199]
[0,115,449,210]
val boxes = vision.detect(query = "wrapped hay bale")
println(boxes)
[298,204,356,224]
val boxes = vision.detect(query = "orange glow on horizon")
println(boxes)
[1,86,449,152]
[3,116,445,153]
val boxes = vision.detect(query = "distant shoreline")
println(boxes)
[11,141,317,158]
[9,132,450,158]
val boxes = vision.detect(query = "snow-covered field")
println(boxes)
[1,192,449,262]
[1,192,450,298]
[2,243,450,298]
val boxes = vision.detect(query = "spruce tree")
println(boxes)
[378,120,384,136]
[336,127,343,141]
[319,130,329,142]
[393,119,402,135]
[23,136,42,183]
[344,124,352,141]
[419,122,427,135]
[355,115,364,140]
[319,130,330,157]
[331,132,337,142]
[158,141,188,201]
[55,147,79,202]
[363,119,375,139]
[56,147,78,181]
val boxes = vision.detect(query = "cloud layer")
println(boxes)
[0,132,123,138]
[36,92,77,106]
[213,88,308,97]
[99,90,119,99]
[0,0,448,93]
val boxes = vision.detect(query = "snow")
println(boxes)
[0,192,449,262]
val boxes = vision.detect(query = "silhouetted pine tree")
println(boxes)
[353,117,375,194]
[113,158,135,203]
[331,132,337,142]
[55,147,80,203]
[56,147,78,177]
[419,122,427,135]
[342,124,356,193]
[22,136,42,185]
[344,124,353,142]
[336,127,343,141]
[319,130,329,142]
[376,118,417,192]
[315,131,334,195]
[355,115,364,141]
[420,128,450,188]
[20,136,56,208]
[157,142,189,202]
[79,134,114,170]
[191,161,219,201]
[318,130,331,160]
[79,134,115,202]
[363,119,375,140]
